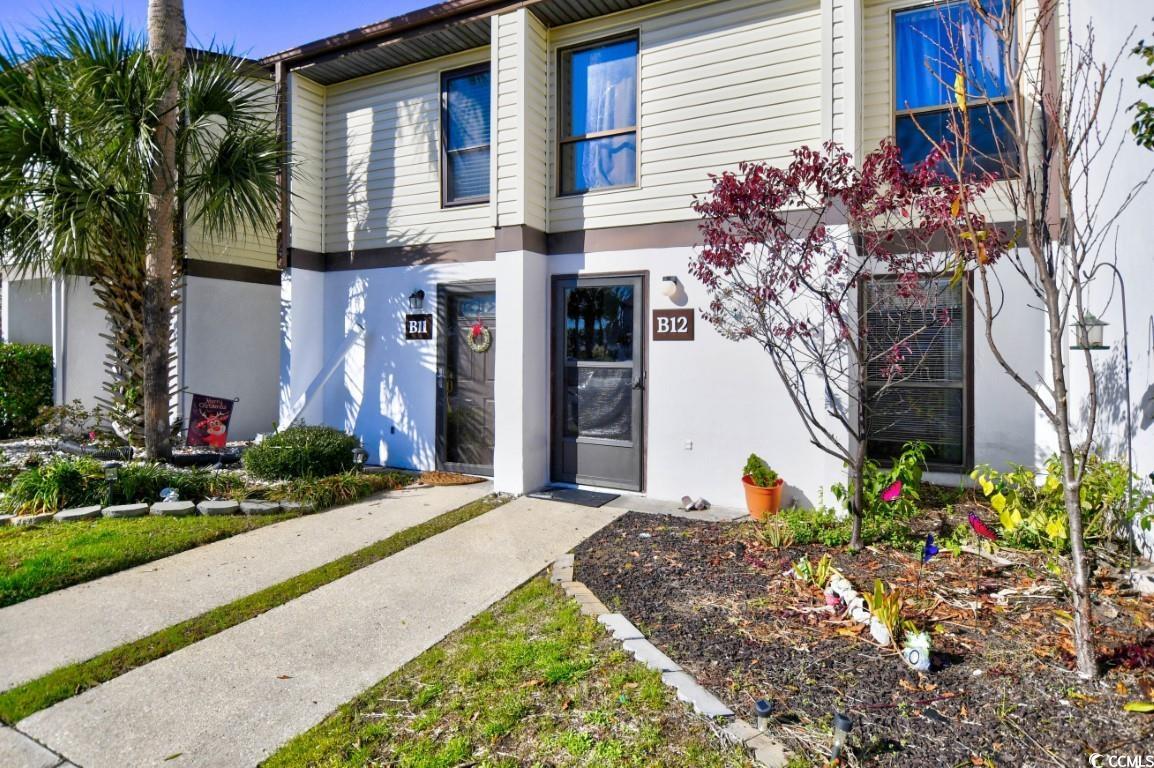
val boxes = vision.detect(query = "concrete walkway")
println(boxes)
[19,497,620,768]
[0,483,491,692]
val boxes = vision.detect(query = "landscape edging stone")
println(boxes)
[555,557,792,768]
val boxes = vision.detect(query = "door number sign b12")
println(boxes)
[405,313,433,340]
[653,309,694,341]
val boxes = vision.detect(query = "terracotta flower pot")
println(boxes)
[742,475,784,521]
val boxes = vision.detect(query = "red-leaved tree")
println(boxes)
[692,139,1004,550]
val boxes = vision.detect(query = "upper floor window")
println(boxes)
[893,0,1015,177]
[559,35,638,195]
[442,64,491,206]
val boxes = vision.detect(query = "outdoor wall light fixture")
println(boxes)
[408,289,426,311]
[753,699,774,731]
[660,275,680,299]
[830,711,854,761]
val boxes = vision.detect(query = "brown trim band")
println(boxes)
[184,259,282,286]
[494,225,548,254]
[289,238,496,272]
[546,220,701,254]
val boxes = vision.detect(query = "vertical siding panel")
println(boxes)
[289,73,326,254]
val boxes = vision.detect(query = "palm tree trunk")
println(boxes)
[143,0,186,460]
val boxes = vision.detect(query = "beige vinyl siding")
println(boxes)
[494,10,549,231]
[290,73,326,253]
[323,48,493,252]
[547,0,823,232]
[185,78,278,270]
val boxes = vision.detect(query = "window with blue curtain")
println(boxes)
[442,65,491,205]
[559,35,639,195]
[893,0,1015,176]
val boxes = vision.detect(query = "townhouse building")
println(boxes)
[270,0,1154,511]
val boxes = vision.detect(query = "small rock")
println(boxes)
[198,500,240,516]
[103,503,150,518]
[150,501,197,517]
[54,505,103,523]
[240,500,282,515]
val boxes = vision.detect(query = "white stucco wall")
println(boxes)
[58,278,111,408]
[300,261,498,470]
[179,276,281,441]
[1,276,53,346]
[290,241,1052,510]
[1068,2,1154,555]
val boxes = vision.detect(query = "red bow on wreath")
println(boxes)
[471,320,485,340]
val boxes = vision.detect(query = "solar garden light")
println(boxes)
[103,461,121,505]
[830,711,854,761]
[351,447,368,472]
[753,699,774,731]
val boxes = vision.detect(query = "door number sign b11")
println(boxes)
[405,313,433,340]
[652,309,695,341]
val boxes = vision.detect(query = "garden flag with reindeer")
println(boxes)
[187,394,235,449]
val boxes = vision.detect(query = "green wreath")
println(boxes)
[466,324,492,353]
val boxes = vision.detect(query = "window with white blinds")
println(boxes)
[863,278,969,469]
[442,65,491,206]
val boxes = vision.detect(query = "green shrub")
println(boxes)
[742,453,779,488]
[0,343,53,439]
[243,425,362,481]
[2,456,104,514]
[971,454,1153,552]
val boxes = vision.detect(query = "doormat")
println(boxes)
[527,486,620,508]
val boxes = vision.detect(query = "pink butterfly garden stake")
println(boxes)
[881,481,903,503]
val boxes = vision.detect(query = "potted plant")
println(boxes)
[742,453,784,520]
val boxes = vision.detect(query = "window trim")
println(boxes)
[859,273,975,473]
[440,62,492,209]
[888,0,1017,176]
[556,32,641,197]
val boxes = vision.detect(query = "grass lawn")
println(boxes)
[0,494,507,725]
[264,577,753,768]
[0,514,294,607]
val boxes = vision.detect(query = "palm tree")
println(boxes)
[143,0,185,460]
[0,11,281,452]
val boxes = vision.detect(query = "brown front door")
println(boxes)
[437,285,496,476]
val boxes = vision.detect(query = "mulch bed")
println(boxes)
[575,511,1154,767]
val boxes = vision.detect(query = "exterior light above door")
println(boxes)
[660,275,679,299]
[408,289,426,311]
